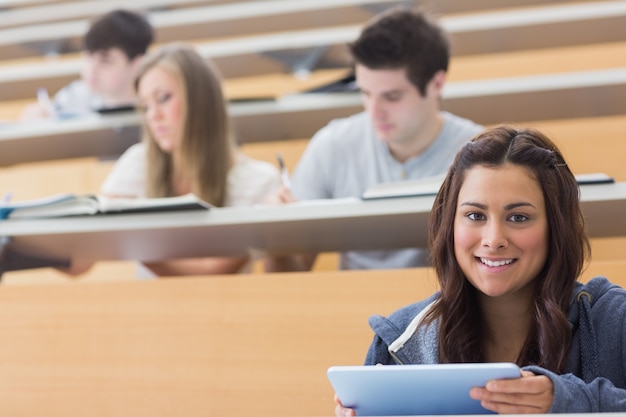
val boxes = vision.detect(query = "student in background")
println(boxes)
[335,126,626,415]
[101,43,280,276]
[20,9,153,120]
[266,7,483,272]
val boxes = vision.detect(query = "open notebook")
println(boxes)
[0,193,211,220]
[361,172,615,200]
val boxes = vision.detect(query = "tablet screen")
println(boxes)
[327,363,521,415]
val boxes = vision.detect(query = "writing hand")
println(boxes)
[264,185,296,205]
[20,102,54,121]
[470,370,553,414]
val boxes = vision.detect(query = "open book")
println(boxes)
[575,172,615,185]
[0,193,211,220]
[361,176,445,200]
[361,172,615,201]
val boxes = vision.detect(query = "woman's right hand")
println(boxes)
[264,185,295,205]
[334,393,356,417]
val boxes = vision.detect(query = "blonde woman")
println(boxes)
[101,43,280,276]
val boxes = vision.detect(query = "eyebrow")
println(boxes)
[460,201,537,210]
[382,90,404,97]
[358,86,404,95]
[140,87,168,97]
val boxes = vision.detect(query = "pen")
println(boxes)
[276,152,291,190]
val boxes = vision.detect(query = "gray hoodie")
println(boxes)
[365,277,626,412]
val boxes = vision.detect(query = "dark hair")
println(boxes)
[426,125,590,372]
[84,9,154,59]
[349,7,449,96]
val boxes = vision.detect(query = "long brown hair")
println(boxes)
[135,43,234,206]
[426,125,590,372]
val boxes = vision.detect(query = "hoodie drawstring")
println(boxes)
[577,290,599,383]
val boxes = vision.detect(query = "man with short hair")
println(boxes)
[21,9,153,119]
[266,8,484,271]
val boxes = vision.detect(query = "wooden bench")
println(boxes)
[0,0,407,60]
[238,114,626,265]
[2,4,626,99]
[0,268,437,416]
[238,114,626,183]
[0,0,570,30]
[0,112,625,284]
[0,263,623,416]
[0,0,226,29]
[0,67,352,119]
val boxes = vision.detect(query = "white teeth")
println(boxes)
[480,258,513,267]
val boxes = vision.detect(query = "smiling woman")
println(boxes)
[334,125,626,416]
[100,43,281,277]
[454,163,549,302]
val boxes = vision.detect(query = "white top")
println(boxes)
[53,80,104,118]
[101,142,281,206]
[101,142,281,276]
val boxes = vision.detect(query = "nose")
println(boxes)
[481,220,508,250]
[365,96,386,120]
[145,103,162,121]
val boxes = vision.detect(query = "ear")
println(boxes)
[129,54,145,69]
[427,70,447,97]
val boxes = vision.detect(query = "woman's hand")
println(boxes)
[264,185,295,205]
[470,370,554,414]
[334,393,356,417]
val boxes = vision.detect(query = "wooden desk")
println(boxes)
[3,2,626,97]
[0,268,437,417]
[0,0,567,30]
[0,265,624,416]
[233,66,626,142]
[0,0,221,29]
[1,182,625,267]
[0,112,140,166]
[444,0,626,56]
[0,0,405,59]
[2,65,626,166]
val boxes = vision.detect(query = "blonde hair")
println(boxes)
[135,43,234,206]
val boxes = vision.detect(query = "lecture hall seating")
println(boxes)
[0,263,623,416]
[1,0,626,283]
[0,0,410,60]
[1,7,625,417]
[2,1,626,99]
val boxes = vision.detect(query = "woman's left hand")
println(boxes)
[469,370,554,414]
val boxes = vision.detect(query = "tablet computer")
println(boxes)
[327,363,521,416]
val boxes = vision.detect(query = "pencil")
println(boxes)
[276,152,291,190]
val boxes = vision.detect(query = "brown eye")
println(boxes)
[467,212,486,221]
[508,214,529,223]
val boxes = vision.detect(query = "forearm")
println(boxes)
[143,256,248,277]
[264,253,316,272]
[525,365,626,412]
